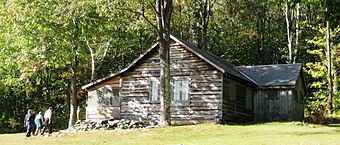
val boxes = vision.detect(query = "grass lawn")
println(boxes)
[1,122,340,145]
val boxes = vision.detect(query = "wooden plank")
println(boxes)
[191,94,222,99]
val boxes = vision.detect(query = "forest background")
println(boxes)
[0,0,339,133]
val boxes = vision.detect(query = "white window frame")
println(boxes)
[149,80,160,102]
[171,78,190,103]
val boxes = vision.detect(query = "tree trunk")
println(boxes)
[294,3,299,63]
[285,0,293,63]
[46,67,51,105]
[68,17,79,130]
[156,0,172,126]
[326,20,333,115]
[68,48,78,129]
[197,0,211,50]
[87,40,96,81]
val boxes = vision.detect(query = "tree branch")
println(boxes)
[116,7,158,32]
[95,38,111,72]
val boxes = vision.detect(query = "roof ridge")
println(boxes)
[236,63,302,68]
[236,63,302,88]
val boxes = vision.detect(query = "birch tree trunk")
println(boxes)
[285,0,293,63]
[326,19,333,115]
[87,41,96,81]
[294,3,299,63]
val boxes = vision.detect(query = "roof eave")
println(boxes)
[170,35,226,74]
[256,85,295,90]
[82,43,159,90]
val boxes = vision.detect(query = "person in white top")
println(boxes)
[41,107,52,135]
[34,111,43,135]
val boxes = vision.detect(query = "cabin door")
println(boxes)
[266,91,280,121]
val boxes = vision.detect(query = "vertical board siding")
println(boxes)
[119,42,223,121]
[222,78,254,122]
[294,76,305,120]
[253,75,304,122]
[254,90,300,122]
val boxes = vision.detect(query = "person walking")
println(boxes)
[41,107,52,136]
[29,110,36,135]
[76,106,81,121]
[34,111,43,135]
[24,109,32,137]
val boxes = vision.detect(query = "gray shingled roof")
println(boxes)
[235,63,302,88]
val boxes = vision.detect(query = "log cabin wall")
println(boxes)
[119,42,224,121]
[86,77,121,120]
[222,77,254,122]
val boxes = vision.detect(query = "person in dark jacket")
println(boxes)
[29,110,36,135]
[24,109,32,137]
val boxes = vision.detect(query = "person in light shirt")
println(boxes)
[34,111,43,135]
[41,107,52,136]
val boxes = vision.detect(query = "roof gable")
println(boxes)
[170,35,256,85]
[82,35,257,89]
[236,63,302,88]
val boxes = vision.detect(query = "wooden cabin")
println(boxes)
[82,35,306,123]
[237,64,306,121]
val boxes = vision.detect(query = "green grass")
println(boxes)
[1,122,340,145]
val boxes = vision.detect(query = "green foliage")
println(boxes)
[305,25,340,114]
[0,0,339,132]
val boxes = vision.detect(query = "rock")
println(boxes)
[108,120,119,128]
[149,119,158,126]
[101,120,109,124]
[145,125,156,129]
[70,118,156,132]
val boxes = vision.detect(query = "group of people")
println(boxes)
[24,107,52,137]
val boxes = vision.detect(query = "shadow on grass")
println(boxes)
[325,124,340,128]
[222,121,293,126]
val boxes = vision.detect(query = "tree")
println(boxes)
[156,0,173,126]
[295,2,300,63]
[285,0,293,63]
[196,0,212,50]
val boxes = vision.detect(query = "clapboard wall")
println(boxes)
[119,42,224,121]
[86,77,121,120]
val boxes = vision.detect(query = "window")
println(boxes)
[149,80,160,102]
[110,88,120,106]
[266,91,278,100]
[172,79,189,102]
[97,87,120,107]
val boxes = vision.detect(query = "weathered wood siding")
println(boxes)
[254,89,294,122]
[293,75,305,120]
[120,42,223,121]
[254,74,305,122]
[86,77,121,120]
[222,78,253,122]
